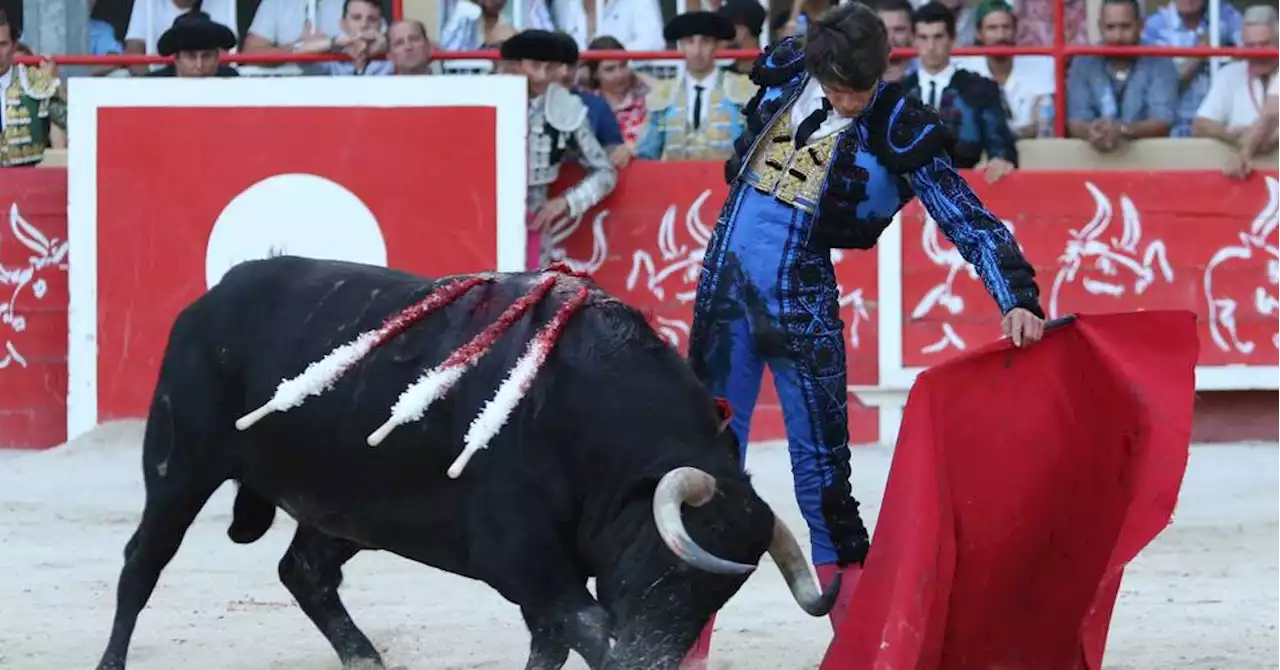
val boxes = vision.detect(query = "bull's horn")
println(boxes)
[652,467,757,575]
[766,518,842,616]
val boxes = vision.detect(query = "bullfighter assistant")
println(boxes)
[687,1,1046,636]
[500,30,618,269]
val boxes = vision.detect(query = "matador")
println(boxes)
[684,3,1047,660]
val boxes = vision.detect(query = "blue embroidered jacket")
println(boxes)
[723,37,1042,317]
[901,69,1019,169]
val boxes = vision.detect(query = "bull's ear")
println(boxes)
[714,397,733,433]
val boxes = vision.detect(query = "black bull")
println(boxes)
[95,257,840,670]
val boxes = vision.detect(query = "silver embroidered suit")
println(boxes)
[527,83,617,218]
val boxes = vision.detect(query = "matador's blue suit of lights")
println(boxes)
[687,36,1044,569]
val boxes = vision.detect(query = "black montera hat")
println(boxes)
[157,11,237,56]
[663,10,736,43]
[500,29,578,64]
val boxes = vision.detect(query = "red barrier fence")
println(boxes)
[0,170,68,449]
[6,162,1275,449]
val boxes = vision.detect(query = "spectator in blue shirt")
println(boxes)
[1142,0,1242,137]
[88,0,127,77]
[1067,0,1178,153]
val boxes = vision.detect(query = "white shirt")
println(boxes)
[545,0,665,52]
[685,70,720,128]
[790,77,853,146]
[126,0,239,54]
[1196,60,1280,131]
[954,56,1056,133]
[916,62,957,109]
[247,0,346,47]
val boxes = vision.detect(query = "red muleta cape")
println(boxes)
[822,310,1199,670]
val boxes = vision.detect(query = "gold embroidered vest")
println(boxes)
[1,65,59,168]
[741,107,839,213]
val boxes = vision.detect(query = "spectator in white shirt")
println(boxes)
[124,0,237,75]
[1192,5,1278,151]
[955,0,1056,138]
[438,0,517,50]
[243,0,386,65]
[293,0,391,75]
[538,0,666,52]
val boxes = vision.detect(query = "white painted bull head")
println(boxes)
[1204,176,1280,354]
[910,211,1018,353]
[627,189,714,305]
[1048,182,1174,318]
[546,209,609,274]
[0,203,69,368]
[620,189,714,349]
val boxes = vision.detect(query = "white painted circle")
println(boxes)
[205,173,388,288]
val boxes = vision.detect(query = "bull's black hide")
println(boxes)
[93,256,836,670]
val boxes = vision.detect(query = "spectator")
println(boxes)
[498,29,617,267]
[438,0,517,50]
[935,0,977,46]
[294,0,391,75]
[718,0,766,75]
[148,11,240,77]
[1142,0,1243,137]
[535,0,666,53]
[387,20,437,75]
[0,11,66,166]
[1228,25,1280,176]
[125,0,237,75]
[583,36,657,159]
[955,0,1056,138]
[549,33,629,167]
[1015,0,1088,47]
[636,11,755,161]
[873,0,915,82]
[90,1,125,55]
[244,0,386,65]
[1192,5,1278,150]
[904,2,1017,182]
[1067,0,1178,152]
[88,0,127,77]
[776,0,839,38]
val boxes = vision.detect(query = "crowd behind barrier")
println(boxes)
[3,0,1279,169]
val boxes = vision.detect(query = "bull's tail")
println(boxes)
[228,483,276,544]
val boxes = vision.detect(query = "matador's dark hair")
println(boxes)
[803,2,890,92]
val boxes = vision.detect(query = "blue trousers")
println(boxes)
[688,185,869,566]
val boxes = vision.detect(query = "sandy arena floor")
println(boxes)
[0,421,1275,669]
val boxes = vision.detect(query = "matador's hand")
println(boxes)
[1002,307,1044,348]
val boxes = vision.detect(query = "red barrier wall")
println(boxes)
[3,166,1277,449]
[0,170,68,449]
